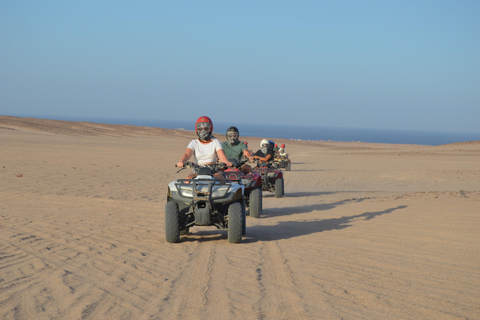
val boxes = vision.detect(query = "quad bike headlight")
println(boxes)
[211,185,231,198]
[177,185,194,198]
[175,183,232,199]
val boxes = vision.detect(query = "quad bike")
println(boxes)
[165,162,246,243]
[252,161,285,198]
[273,154,291,171]
[223,159,263,218]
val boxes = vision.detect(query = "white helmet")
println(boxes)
[260,139,269,147]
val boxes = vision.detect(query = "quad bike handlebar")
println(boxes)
[229,158,250,169]
[175,161,228,174]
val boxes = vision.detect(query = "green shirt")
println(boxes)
[221,141,247,162]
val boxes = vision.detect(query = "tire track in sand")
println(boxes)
[253,240,309,319]
[144,241,217,319]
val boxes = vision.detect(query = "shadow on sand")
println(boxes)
[282,191,337,198]
[243,205,408,243]
[261,198,366,218]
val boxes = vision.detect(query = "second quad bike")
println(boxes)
[165,162,246,243]
[223,159,263,218]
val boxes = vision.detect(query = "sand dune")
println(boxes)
[1,116,479,319]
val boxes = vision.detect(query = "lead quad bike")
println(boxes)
[165,162,246,243]
[273,154,291,171]
[223,159,263,218]
[252,161,285,198]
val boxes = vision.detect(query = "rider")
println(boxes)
[176,116,232,180]
[253,139,275,163]
[278,144,287,157]
[221,126,254,173]
[274,144,279,155]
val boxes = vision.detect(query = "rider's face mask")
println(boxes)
[261,144,268,154]
[197,123,211,140]
[227,132,239,144]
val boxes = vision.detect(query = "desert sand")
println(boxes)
[1,116,479,320]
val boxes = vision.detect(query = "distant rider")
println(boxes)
[274,144,279,156]
[278,144,287,157]
[253,139,275,163]
[221,126,254,173]
[176,116,232,180]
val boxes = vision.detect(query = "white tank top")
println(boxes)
[187,139,223,164]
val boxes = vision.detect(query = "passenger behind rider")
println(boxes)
[253,139,275,163]
[176,116,232,180]
[278,144,287,157]
[221,126,254,173]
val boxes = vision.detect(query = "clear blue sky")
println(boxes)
[1,1,479,133]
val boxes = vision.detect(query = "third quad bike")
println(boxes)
[252,161,285,198]
[273,154,291,171]
[165,162,246,243]
[223,159,263,218]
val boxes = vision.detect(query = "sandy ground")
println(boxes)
[1,116,479,320]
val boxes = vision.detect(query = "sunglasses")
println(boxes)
[197,123,211,131]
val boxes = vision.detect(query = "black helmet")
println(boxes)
[226,126,239,144]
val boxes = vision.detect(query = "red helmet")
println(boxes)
[281,144,285,148]
[195,116,213,132]
[244,141,248,145]
[195,116,213,140]
[275,144,278,148]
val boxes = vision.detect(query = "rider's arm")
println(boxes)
[254,155,269,162]
[253,150,262,161]
[253,151,273,162]
[177,148,194,167]
[244,149,254,161]
[217,149,232,167]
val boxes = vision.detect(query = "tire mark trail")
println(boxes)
[145,241,218,319]
[254,241,309,318]
[145,239,268,320]
[202,242,267,319]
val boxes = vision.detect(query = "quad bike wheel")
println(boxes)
[165,201,180,243]
[275,178,284,198]
[242,199,246,236]
[249,187,262,218]
[228,202,243,243]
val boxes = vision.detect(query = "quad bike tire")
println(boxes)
[242,199,247,236]
[165,201,180,243]
[249,187,262,218]
[228,202,243,243]
[275,178,284,198]
[287,163,291,171]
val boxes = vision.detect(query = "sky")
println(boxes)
[1,1,479,133]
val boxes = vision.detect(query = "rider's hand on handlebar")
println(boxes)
[176,161,184,168]
[225,161,233,167]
